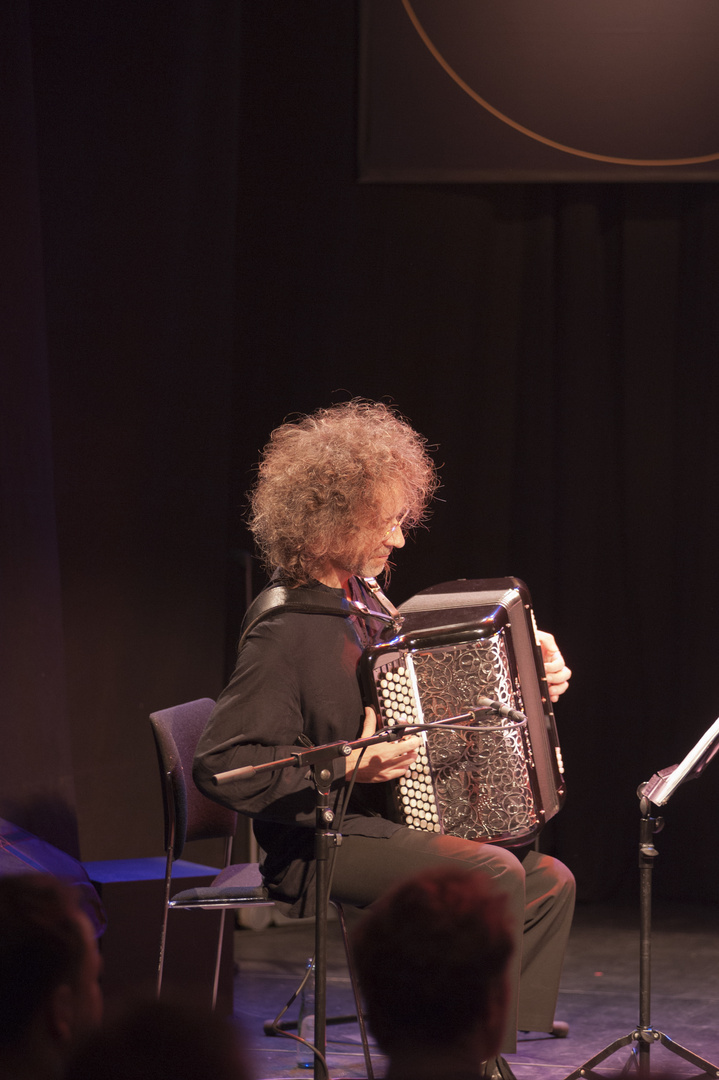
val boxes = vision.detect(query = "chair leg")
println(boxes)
[211,835,235,1010]
[211,909,227,1011]
[157,846,175,996]
[157,904,169,997]
[333,901,374,1080]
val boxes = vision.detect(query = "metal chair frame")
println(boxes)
[149,697,374,1077]
[150,698,271,1007]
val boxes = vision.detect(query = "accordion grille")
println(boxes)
[373,635,542,843]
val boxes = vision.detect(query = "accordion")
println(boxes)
[360,578,565,847]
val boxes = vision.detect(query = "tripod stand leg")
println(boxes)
[495,1055,518,1080]
[481,1054,518,1080]
[656,1031,719,1076]
[562,1031,636,1080]
[333,901,375,1080]
[619,1030,719,1079]
[622,1034,650,1079]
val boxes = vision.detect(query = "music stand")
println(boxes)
[563,716,719,1080]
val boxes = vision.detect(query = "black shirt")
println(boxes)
[193,576,403,915]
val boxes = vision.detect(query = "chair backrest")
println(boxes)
[149,698,238,861]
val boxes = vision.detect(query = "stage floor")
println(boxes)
[232,901,719,1080]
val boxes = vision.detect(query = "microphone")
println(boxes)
[477,696,527,724]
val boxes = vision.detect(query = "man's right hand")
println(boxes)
[345,707,421,782]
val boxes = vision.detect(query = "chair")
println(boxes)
[149,698,374,1076]
[149,698,271,1008]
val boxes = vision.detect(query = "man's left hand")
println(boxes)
[536,630,572,703]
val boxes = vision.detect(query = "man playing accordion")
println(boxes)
[193,399,574,1055]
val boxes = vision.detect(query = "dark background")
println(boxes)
[3,0,719,905]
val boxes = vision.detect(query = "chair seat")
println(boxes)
[212,861,265,890]
[169,887,270,908]
[169,860,271,907]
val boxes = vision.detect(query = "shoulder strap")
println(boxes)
[362,576,403,626]
[238,579,401,651]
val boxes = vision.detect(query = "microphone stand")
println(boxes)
[213,715,485,1080]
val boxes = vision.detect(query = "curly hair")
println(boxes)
[248,400,438,585]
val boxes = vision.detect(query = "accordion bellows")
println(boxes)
[360,578,565,847]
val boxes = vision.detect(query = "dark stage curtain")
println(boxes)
[231,4,719,904]
[3,0,719,902]
[1,1,78,855]
[2,0,241,861]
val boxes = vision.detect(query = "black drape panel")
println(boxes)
[33,1,242,860]
[2,1,241,861]
[3,0,719,899]
[0,1,79,854]
[502,186,719,898]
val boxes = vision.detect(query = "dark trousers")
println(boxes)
[330,829,576,1054]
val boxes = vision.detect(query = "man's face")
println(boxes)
[316,491,409,588]
[352,499,408,580]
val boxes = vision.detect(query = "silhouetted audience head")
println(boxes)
[352,865,514,1071]
[0,873,103,1079]
[65,997,254,1080]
